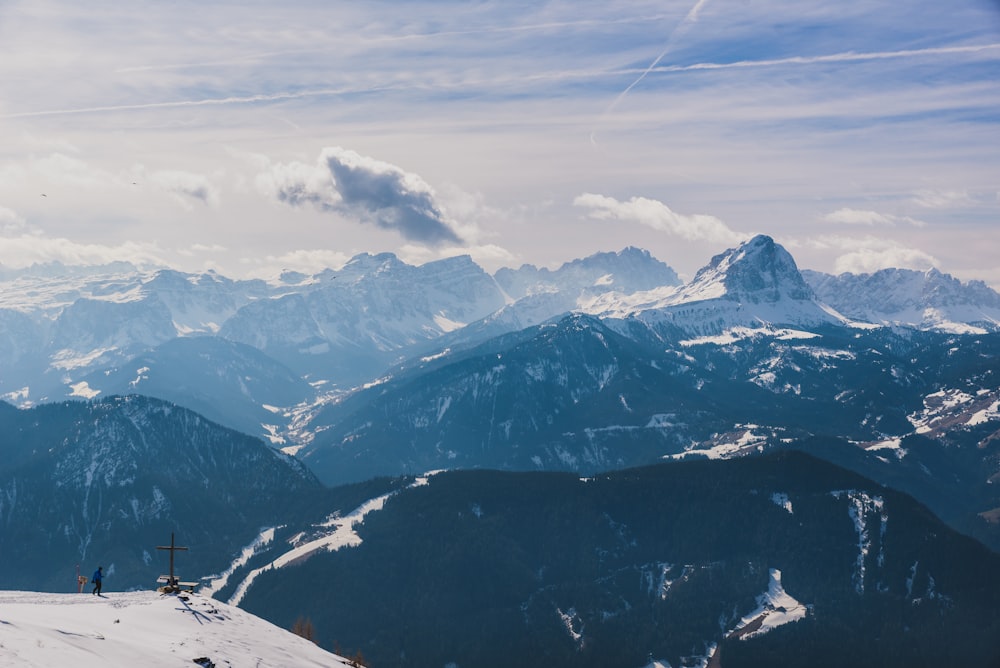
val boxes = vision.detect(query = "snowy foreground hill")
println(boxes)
[0,590,350,667]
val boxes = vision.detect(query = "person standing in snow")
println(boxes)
[91,566,103,595]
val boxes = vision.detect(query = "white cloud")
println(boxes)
[834,247,938,274]
[0,206,27,234]
[31,152,121,189]
[189,243,228,253]
[809,235,939,274]
[397,242,516,274]
[823,208,926,227]
[239,248,354,278]
[911,189,973,209]
[0,233,166,270]
[574,193,747,244]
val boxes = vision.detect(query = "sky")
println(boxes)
[1,0,998,287]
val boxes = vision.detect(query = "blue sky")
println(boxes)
[1,0,998,286]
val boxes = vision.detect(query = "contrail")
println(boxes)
[650,42,1000,74]
[0,87,377,120]
[592,0,709,144]
[607,0,710,114]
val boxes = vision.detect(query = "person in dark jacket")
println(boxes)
[91,566,103,595]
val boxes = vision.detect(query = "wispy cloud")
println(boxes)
[574,193,747,244]
[823,208,926,227]
[911,189,975,209]
[149,170,221,209]
[0,233,166,270]
[0,206,27,234]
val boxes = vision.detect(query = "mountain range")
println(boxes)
[2,237,998,544]
[1,237,997,440]
[3,236,1000,665]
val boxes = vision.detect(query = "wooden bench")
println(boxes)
[157,575,199,593]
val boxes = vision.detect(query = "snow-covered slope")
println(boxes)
[0,590,349,667]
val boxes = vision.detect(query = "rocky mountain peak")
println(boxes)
[690,234,813,304]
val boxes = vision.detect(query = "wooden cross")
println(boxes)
[156,532,189,586]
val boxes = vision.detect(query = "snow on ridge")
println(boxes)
[864,438,906,460]
[226,473,439,607]
[770,492,793,514]
[667,441,747,461]
[69,381,101,399]
[969,399,1000,426]
[831,490,887,593]
[433,312,465,333]
[727,568,808,640]
[557,607,584,648]
[679,326,819,347]
[576,283,680,318]
[226,494,391,607]
[907,387,999,433]
[49,346,117,371]
[200,527,277,597]
[667,426,768,461]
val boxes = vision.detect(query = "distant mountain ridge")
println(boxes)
[0,244,706,433]
[1,238,995,406]
[803,266,1000,333]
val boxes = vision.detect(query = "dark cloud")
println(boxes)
[263,147,462,246]
[322,147,462,245]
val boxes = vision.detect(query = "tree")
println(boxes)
[291,615,317,644]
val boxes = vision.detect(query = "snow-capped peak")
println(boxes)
[682,234,814,304]
[581,236,845,335]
